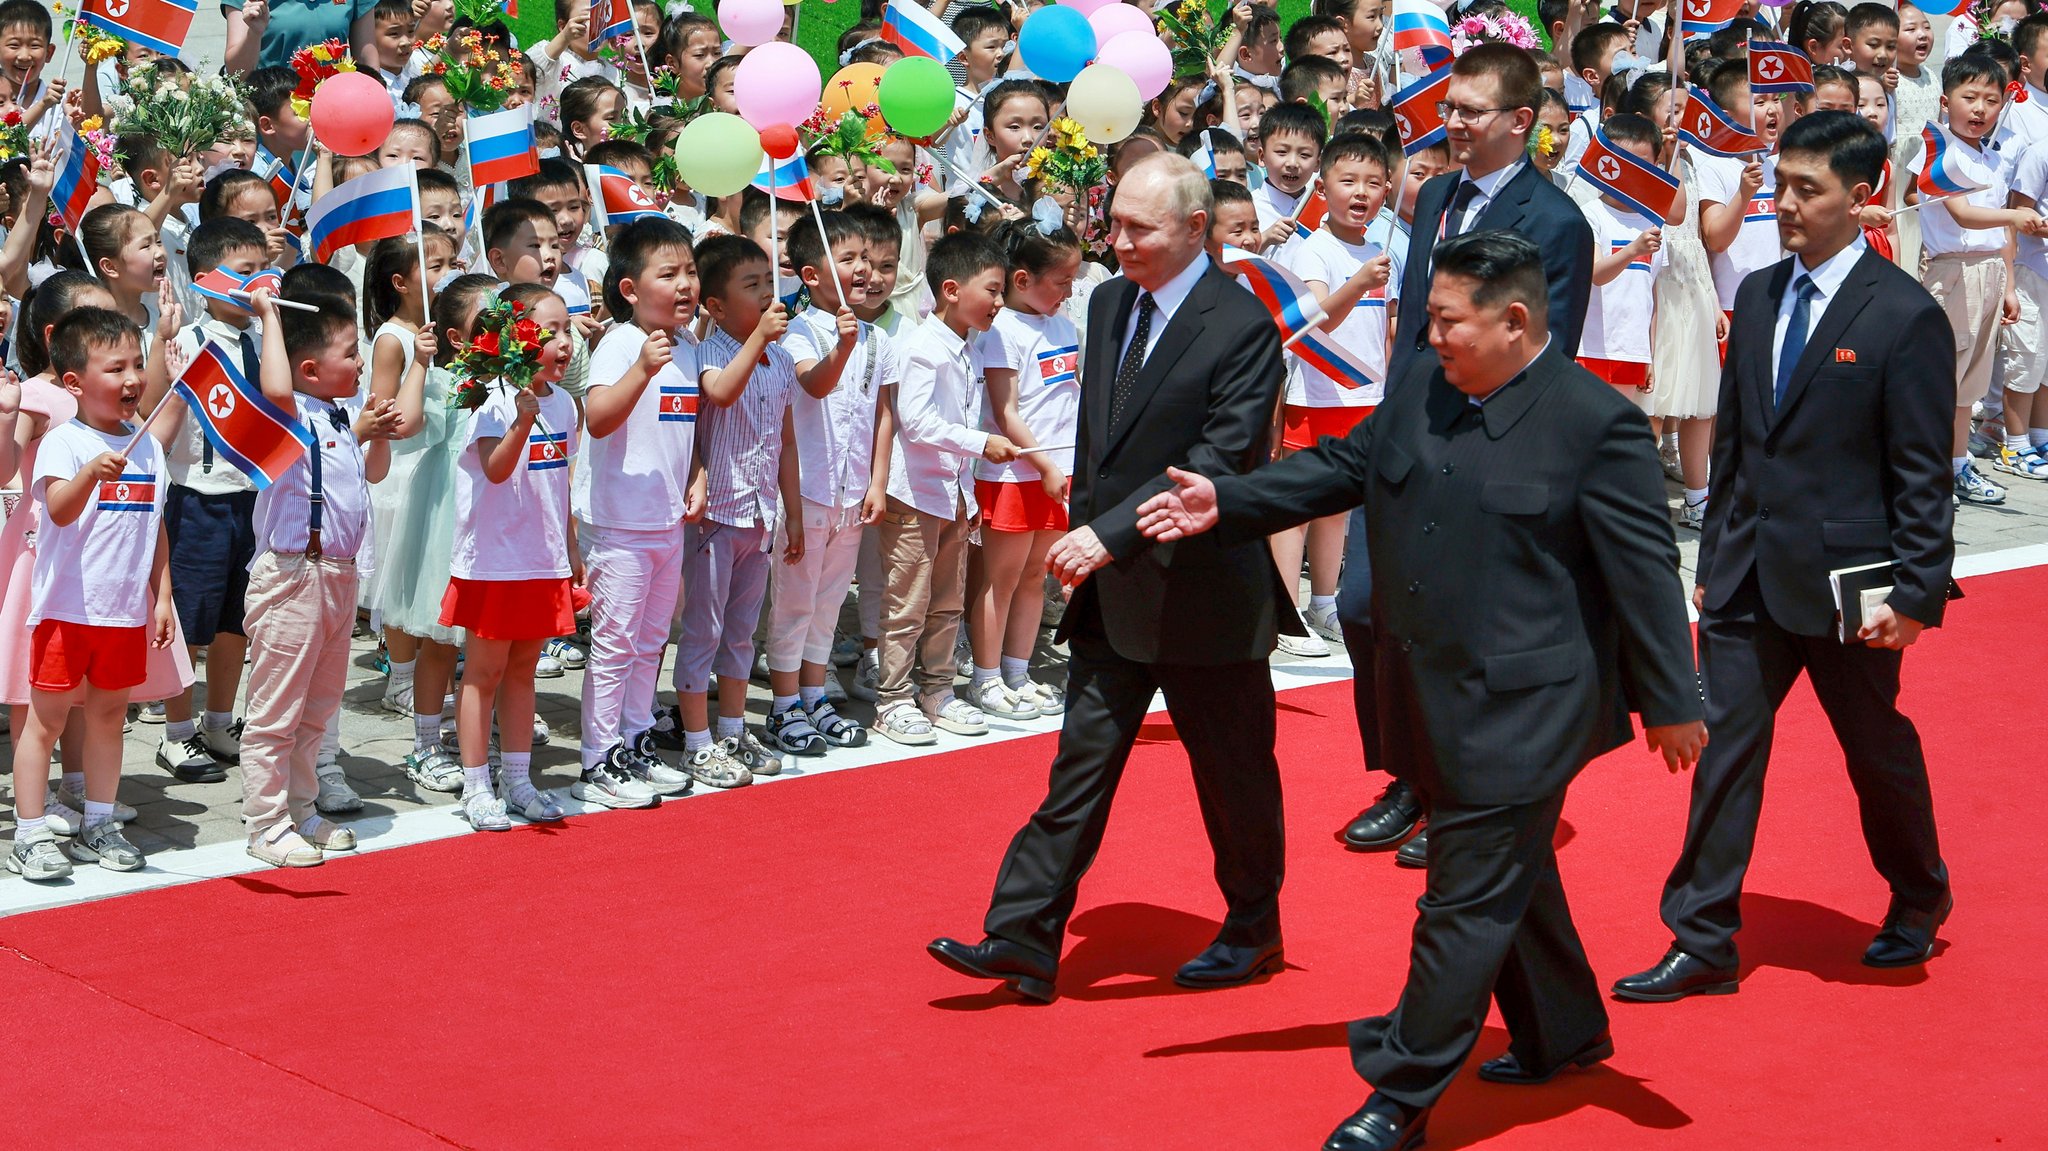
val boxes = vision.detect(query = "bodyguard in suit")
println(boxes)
[1338,43,1598,865]
[927,155,1298,1003]
[1613,112,1957,1004]
[1133,231,1706,1151]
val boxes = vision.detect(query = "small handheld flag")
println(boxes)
[82,0,198,57]
[1575,127,1682,222]
[881,0,967,64]
[52,128,102,232]
[1747,41,1816,95]
[1293,187,1328,240]
[1678,0,1742,36]
[305,165,419,263]
[1676,87,1763,156]
[170,342,314,491]
[586,165,666,228]
[753,152,817,202]
[1914,121,1991,198]
[1191,134,1218,179]
[596,0,636,43]
[192,267,289,312]
[466,105,540,188]
[1390,0,1454,67]
[1391,64,1453,155]
[1216,246,1379,392]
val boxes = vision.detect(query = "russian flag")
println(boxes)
[1676,87,1762,156]
[586,165,665,228]
[52,128,101,231]
[1293,187,1328,239]
[1574,127,1681,222]
[1390,0,1454,67]
[1391,64,1453,156]
[1748,41,1815,95]
[306,165,418,263]
[83,0,198,57]
[1219,245,1379,391]
[1915,122,1991,199]
[596,0,635,43]
[658,380,700,424]
[1191,134,1217,179]
[96,474,158,513]
[192,267,287,311]
[171,341,314,491]
[752,153,816,202]
[881,0,965,65]
[1678,0,1742,36]
[467,106,540,188]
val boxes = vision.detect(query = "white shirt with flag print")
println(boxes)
[30,420,166,628]
[1581,198,1665,364]
[453,384,578,581]
[1286,229,1393,408]
[976,307,1080,483]
[1696,152,1780,310]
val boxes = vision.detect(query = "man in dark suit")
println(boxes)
[1612,113,1957,1004]
[1339,43,1598,867]
[927,154,1298,1003]
[1134,231,1706,1151]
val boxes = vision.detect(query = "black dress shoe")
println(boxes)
[1478,1032,1615,1085]
[1173,938,1285,988]
[1323,1093,1429,1151]
[1392,827,1428,869]
[1610,946,1739,1003]
[1343,780,1423,850]
[927,936,1058,1002]
[1863,891,1953,968]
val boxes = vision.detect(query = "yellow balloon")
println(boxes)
[1065,64,1143,145]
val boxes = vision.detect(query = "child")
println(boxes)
[149,217,270,784]
[1235,3,1284,94]
[238,291,401,866]
[441,282,580,829]
[530,0,605,109]
[954,4,1012,100]
[1147,77,1209,148]
[1282,133,1395,650]
[198,169,297,273]
[1809,65,1858,113]
[1280,57,1350,123]
[487,195,592,409]
[417,167,464,236]
[574,217,700,805]
[1851,70,1898,260]
[763,212,893,755]
[1286,14,1354,72]
[559,76,626,161]
[1789,0,1850,67]
[0,0,50,105]
[1180,126,1252,186]
[248,66,312,172]
[1207,177,1265,255]
[1578,113,1668,414]
[1252,103,1326,250]
[511,158,608,308]
[740,191,804,304]
[1695,64,1782,338]
[377,118,442,170]
[1844,4,1898,111]
[670,235,797,784]
[1998,119,2048,478]
[1562,23,1630,173]
[965,219,1082,722]
[661,12,721,103]
[76,205,173,376]
[978,80,1053,205]
[356,0,418,91]
[1318,0,1386,109]
[843,203,909,705]
[874,233,1018,746]
[1995,13,2048,155]
[1916,55,2041,506]
[7,309,172,882]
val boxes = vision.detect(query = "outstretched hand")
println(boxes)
[1134,467,1220,541]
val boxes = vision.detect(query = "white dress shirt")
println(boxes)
[888,317,991,520]
[1446,159,1527,237]
[251,394,370,561]
[1771,235,1868,374]
[1118,252,1211,372]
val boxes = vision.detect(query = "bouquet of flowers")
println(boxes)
[49,3,126,66]
[449,295,555,409]
[1024,118,1107,197]
[104,64,250,158]
[804,109,896,175]
[1451,11,1541,54]
[424,28,520,113]
[78,115,123,170]
[288,38,355,121]
[1157,0,1234,81]
[0,109,29,164]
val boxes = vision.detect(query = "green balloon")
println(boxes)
[674,112,765,198]
[878,56,957,139]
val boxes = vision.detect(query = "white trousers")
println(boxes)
[769,499,865,673]
[578,521,687,770]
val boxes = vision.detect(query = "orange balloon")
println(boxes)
[822,62,888,135]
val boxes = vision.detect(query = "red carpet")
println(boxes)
[4,567,2046,1149]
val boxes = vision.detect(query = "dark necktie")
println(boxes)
[1775,274,1819,409]
[1445,180,1483,238]
[1110,292,1156,431]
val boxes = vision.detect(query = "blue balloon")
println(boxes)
[1018,5,1098,84]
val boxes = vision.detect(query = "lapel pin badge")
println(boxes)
[1834,349,1856,363]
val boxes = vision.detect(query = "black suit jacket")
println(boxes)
[1211,349,1701,805]
[1698,248,1956,636]
[1058,260,1295,666]
[1393,164,1596,372]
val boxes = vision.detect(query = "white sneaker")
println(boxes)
[686,741,754,789]
[54,784,135,824]
[965,677,1039,720]
[315,769,364,814]
[1275,629,1331,658]
[1303,602,1344,643]
[1678,498,1706,532]
[928,694,989,736]
[1955,462,2007,505]
[849,650,880,702]
[627,733,696,795]
[6,828,72,882]
[725,728,783,777]
[200,719,243,762]
[533,653,565,679]
[458,790,512,831]
[136,700,166,724]
[573,747,664,809]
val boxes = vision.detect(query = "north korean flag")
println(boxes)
[658,382,700,424]
[170,342,313,491]
[1036,346,1079,388]
[1292,187,1329,240]
[1574,126,1682,222]
[1748,41,1816,95]
[527,428,569,470]
[1676,86,1763,156]
[97,474,158,513]
[1391,64,1453,156]
[596,0,635,43]
[1678,0,1742,36]
[587,165,666,227]
[83,0,198,57]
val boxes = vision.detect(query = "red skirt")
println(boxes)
[438,576,577,641]
[976,479,1070,533]
[1578,357,1650,389]
[1281,404,1372,452]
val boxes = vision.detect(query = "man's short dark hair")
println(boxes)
[1944,49,2011,94]
[840,200,901,251]
[1281,55,1347,106]
[1846,2,1899,36]
[2016,12,2048,61]
[1452,42,1543,113]
[1284,14,1346,59]
[1600,112,1662,153]
[510,157,585,201]
[1432,230,1548,317]
[0,0,53,37]
[1778,108,1886,193]
[1259,101,1329,147]
[247,65,301,119]
[484,197,555,251]
[1321,131,1392,176]
[1570,22,1630,76]
[695,233,770,301]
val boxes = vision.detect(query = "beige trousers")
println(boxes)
[240,552,358,835]
[876,497,970,711]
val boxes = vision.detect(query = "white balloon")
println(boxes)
[1065,63,1144,144]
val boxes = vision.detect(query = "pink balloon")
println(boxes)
[1059,0,1119,14]
[309,71,395,157]
[718,0,783,46]
[1087,2,1153,46]
[734,42,822,130]
[1097,31,1172,101]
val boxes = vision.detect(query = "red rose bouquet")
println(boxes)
[450,295,555,409]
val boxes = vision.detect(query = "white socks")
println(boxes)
[61,771,84,793]
[1000,656,1031,690]
[971,664,1002,687]
[501,752,532,798]
[414,713,440,756]
[714,716,744,741]
[1953,457,1970,476]
[772,692,802,715]
[684,728,713,752]
[1309,594,1336,613]
[167,719,197,742]
[84,800,114,829]
[798,685,825,708]
[462,765,492,798]
[203,710,234,732]
[1685,487,1708,507]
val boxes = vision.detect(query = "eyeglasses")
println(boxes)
[1435,102,1511,123]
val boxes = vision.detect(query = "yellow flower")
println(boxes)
[311,44,333,62]
[1080,144,1098,160]
[79,115,102,132]
[86,39,122,64]
[336,57,357,72]
[290,96,312,121]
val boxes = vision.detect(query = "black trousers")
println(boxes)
[1337,507,1384,778]
[981,627,1286,961]
[1348,789,1607,1108]
[1660,572,1949,970]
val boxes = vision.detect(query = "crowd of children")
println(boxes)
[0,0,2035,880]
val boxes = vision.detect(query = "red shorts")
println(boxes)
[1281,404,1373,452]
[30,620,147,693]
[976,479,1070,533]
[438,576,577,641]
[1578,357,1650,390]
